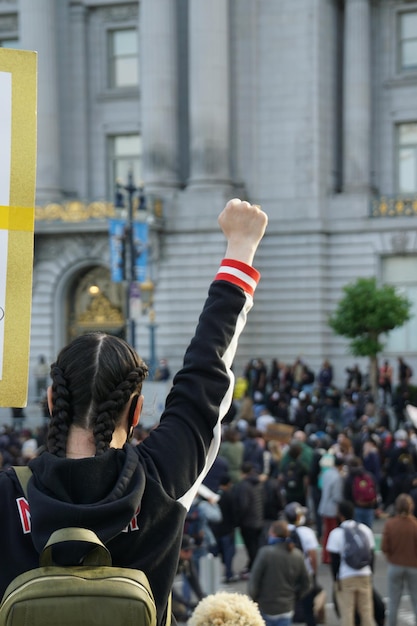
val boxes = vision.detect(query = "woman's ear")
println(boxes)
[47,386,53,415]
[128,394,144,429]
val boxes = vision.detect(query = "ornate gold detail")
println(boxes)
[78,292,124,327]
[35,201,115,222]
[35,198,163,223]
[371,196,417,217]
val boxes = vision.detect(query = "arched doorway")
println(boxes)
[67,266,126,341]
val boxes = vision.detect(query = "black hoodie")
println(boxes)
[0,260,260,626]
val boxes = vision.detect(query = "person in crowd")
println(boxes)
[248,519,310,626]
[343,457,377,529]
[284,502,320,626]
[279,441,309,506]
[219,426,245,485]
[153,358,171,382]
[378,360,393,406]
[34,354,50,400]
[244,358,268,402]
[318,456,345,564]
[188,591,265,626]
[392,385,412,431]
[318,360,333,399]
[0,198,268,626]
[243,426,265,474]
[233,461,265,578]
[345,365,363,391]
[398,356,413,386]
[308,437,327,541]
[185,488,222,574]
[256,407,276,435]
[384,428,417,509]
[381,493,417,626]
[361,437,382,490]
[331,433,354,464]
[202,454,230,494]
[10,407,26,432]
[326,500,375,626]
[292,358,305,391]
[172,535,206,624]
[209,474,239,584]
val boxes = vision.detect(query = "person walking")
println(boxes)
[381,493,417,626]
[248,519,310,626]
[284,502,320,626]
[0,199,268,626]
[326,500,375,626]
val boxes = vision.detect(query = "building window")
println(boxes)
[399,11,417,71]
[382,257,417,354]
[108,28,138,88]
[108,134,142,199]
[398,123,417,194]
[0,39,19,48]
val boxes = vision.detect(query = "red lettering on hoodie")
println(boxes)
[123,507,141,532]
[17,497,31,534]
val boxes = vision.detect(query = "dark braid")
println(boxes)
[47,365,73,458]
[94,370,143,456]
[46,332,148,458]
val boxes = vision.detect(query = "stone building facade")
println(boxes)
[1,0,417,400]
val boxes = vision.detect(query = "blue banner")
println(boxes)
[132,221,149,283]
[108,218,125,282]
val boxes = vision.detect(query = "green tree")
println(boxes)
[329,277,412,402]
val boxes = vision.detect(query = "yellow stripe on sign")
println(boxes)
[0,206,34,231]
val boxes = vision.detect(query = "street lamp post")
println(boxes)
[114,171,146,350]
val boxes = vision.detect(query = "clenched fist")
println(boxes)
[218,198,268,266]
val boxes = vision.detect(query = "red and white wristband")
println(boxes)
[214,259,260,298]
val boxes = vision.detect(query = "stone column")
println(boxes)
[140,0,180,192]
[188,0,231,188]
[20,0,61,203]
[68,2,89,200]
[343,0,371,192]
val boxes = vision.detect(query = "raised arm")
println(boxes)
[139,199,268,506]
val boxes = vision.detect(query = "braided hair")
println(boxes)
[47,332,148,457]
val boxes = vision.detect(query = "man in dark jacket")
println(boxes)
[233,461,265,577]
[249,519,310,626]
[210,473,238,583]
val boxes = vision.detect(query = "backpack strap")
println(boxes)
[40,527,113,567]
[13,465,32,498]
[166,593,172,626]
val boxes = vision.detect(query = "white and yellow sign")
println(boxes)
[0,49,37,407]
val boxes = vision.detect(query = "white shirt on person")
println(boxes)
[288,523,319,576]
[326,519,375,579]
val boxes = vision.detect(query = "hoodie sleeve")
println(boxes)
[137,259,260,509]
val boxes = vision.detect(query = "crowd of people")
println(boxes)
[168,353,417,624]
[2,343,417,625]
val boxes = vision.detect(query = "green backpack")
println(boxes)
[0,466,170,626]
